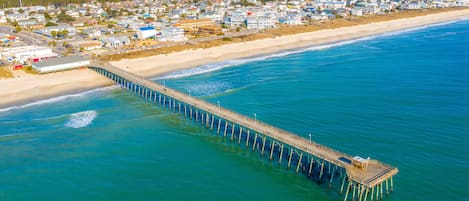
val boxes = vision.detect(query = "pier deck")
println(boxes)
[93,63,398,189]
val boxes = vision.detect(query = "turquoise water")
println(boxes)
[1,19,469,201]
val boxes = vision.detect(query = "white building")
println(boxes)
[246,16,276,30]
[351,7,364,16]
[32,55,90,74]
[158,27,186,42]
[224,13,246,28]
[0,45,57,63]
[136,26,157,40]
[101,35,131,48]
[38,25,76,37]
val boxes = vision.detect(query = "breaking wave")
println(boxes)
[0,86,116,113]
[154,18,467,80]
[64,110,97,128]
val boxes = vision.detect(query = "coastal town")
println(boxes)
[0,0,467,78]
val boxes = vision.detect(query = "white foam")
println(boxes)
[64,110,98,128]
[155,18,468,80]
[185,81,233,97]
[0,86,117,113]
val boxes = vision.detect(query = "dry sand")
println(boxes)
[1,9,468,109]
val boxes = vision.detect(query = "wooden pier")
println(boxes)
[90,63,398,201]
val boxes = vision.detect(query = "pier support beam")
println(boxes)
[308,158,314,177]
[261,136,266,155]
[252,133,258,151]
[279,144,284,164]
[288,149,293,168]
[385,179,389,196]
[340,175,346,194]
[224,121,228,137]
[269,141,275,160]
[344,181,352,201]
[210,115,214,131]
[296,152,303,173]
[230,123,235,141]
[319,161,325,181]
[238,127,243,144]
[390,176,394,192]
[245,130,250,147]
[217,119,221,134]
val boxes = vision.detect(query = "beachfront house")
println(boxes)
[246,16,276,30]
[158,27,186,42]
[136,26,157,40]
[279,13,303,24]
[454,0,468,6]
[351,7,364,16]
[224,12,247,28]
[101,35,131,49]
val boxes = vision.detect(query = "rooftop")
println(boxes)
[33,55,88,68]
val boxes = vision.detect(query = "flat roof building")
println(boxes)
[32,55,90,74]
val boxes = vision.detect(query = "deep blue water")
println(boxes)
[1,19,468,201]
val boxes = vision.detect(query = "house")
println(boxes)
[351,7,364,16]
[136,26,157,40]
[0,45,57,64]
[246,16,276,30]
[224,13,246,28]
[174,18,214,32]
[280,13,303,24]
[83,27,102,38]
[6,13,29,21]
[79,41,102,50]
[101,35,130,48]
[455,0,468,6]
[38,25,76,37]
[158,27,186,42]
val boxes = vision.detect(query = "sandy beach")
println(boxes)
[1,9,468,109]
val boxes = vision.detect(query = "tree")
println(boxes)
[59,30,69,37]
[57,10,75,22]
[44,12,52,21]
[18,9,24,14]
[15,26,22,33]
[45,21,58,27]
[51,31,58,38]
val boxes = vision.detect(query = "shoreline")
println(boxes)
[111,9,469,77]
[1,9,468,110]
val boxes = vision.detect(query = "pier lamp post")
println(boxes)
[163,80,166,89]
[254,113,257,125]
[309,133,312,143]
[217,101,220,111]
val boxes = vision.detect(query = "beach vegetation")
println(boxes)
[57,11,75,22]
[0,66,14,79]
[45,21,58,27]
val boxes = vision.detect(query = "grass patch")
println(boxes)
[22,66,39,75]
[0,67,14,79]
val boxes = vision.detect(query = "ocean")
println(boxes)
[1,19,468,201]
